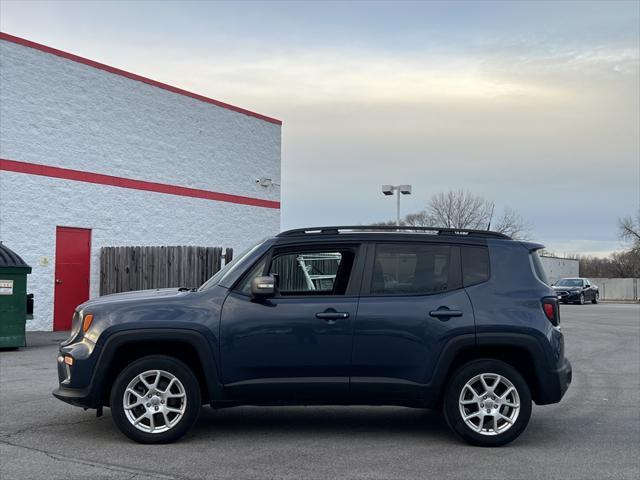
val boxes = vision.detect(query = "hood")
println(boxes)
[78,288,190,311]
[552,285,580,290]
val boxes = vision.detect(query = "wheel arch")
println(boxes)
[92,328,224,407]
[430,333,551,406]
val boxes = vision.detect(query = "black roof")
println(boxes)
[277,225,510,240]
[0,242,31,269]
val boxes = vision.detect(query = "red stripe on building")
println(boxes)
[0,158,280,209]
[0,32,282,126]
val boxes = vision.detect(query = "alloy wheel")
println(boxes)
[458,373,520,436]
[123,369,187,434]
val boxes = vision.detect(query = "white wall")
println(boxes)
[587,278,639,301]
[0,38,281,331]
[539,256,579,285]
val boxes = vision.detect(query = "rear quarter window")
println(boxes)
[530,250,549,285]
[461,246,490,286]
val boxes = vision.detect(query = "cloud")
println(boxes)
[1,0,638,254]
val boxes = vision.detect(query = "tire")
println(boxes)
[578,293,585,305]
[110,355,201,444]
[443,359,532,447]
[592,292,598,304]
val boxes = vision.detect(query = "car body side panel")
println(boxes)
[469,240,564,368]
[219,291,357,402]
[53,285,229,407]
[351,288,475,405]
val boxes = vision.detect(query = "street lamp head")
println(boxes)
[381,185,394,196]
[399,185,412,195]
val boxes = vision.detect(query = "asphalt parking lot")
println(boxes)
[1,303,639,480]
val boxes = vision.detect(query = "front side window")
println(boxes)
[371,243,451,295]
[269,249,355,296]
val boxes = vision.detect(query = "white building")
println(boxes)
[539,255,579,285]
[0,33,281,331]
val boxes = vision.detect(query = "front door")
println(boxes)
[53,227,91,331]
[351,242,475,404]
[220,243,363,402]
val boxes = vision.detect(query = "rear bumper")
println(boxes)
[536,357,572,405]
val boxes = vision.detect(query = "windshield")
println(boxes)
[556,279,583,287]
[198,240,266,291]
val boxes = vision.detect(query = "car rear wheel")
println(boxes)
[110,355,201,444]
[443,359,532,447]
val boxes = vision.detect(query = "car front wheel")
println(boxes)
[443,359,532,447]
[592,292,598,304]
[110,355,201,444]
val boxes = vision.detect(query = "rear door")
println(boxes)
[350,241,475,404]
[220,242,364,402]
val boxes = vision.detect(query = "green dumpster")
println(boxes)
[0,242,32,348]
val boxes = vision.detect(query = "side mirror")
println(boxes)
[251,275,276,299]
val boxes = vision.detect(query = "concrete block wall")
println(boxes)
[0,36,281,330]
[587,278,639,301]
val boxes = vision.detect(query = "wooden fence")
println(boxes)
[100,246,233,295]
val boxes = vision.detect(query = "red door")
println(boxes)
[53,227,91,331]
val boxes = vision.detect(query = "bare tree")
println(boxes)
[397,190,530,239]
[425,190,494,230]
[610,250,640,277]
[403,211,430,227]
[618,210,640,249]
[369,219,402,227]
[372,189,531,239]
[493,207,532,240]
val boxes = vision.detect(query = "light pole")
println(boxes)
[382,184,412,226]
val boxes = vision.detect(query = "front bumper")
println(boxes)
[52,385,97,408]
[53,340,100,409]
[556,291,582,302]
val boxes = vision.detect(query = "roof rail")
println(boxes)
[277,225,511,239]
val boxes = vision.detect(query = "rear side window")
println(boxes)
[530,250,549,285]
[461,246,490,286]
[371,244,451,295]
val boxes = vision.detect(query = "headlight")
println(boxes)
[62,311,82,346]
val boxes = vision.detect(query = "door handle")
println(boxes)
[316,311,349,321]
[429,308,463,320]
[55,279,63,285]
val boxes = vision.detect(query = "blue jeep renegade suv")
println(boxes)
[53,226,572,447]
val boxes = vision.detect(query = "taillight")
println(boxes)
[542,298,560,326]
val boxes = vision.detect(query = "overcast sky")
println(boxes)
[2,0,638,256]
